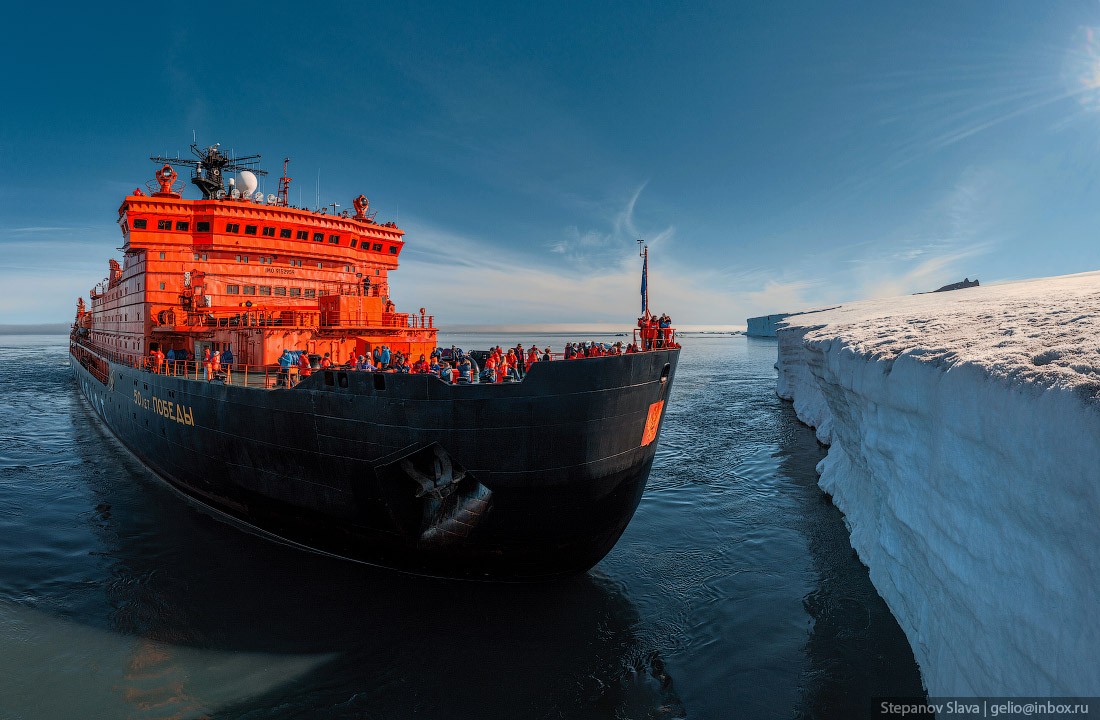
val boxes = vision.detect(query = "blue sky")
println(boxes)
[4,2,1100,327]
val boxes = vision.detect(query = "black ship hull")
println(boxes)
[70,347,679,580]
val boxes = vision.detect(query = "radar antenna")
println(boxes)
[149,142,269,200]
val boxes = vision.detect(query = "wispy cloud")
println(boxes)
[397,203,741,326]
[546,184,675,270]
[835,167,997,300]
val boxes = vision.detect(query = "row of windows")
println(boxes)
[191,252,362,274]
[133,219,191,232]
[225,285,318,298]
[131,218,398,253]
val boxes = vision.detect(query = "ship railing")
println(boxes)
[150,359,308,389]
[318,283,384,298]
[632,325,678,351]
[380,312,434,330]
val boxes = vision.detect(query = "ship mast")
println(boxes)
[277,158,292,207]
[638,239,650,319]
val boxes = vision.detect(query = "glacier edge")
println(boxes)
[776,318,1100,696]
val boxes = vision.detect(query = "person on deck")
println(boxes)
[221,346,234,367]
[321,353,332,368]
[278,349,293,380]
[526,346,539,372]
[211,350,221,378]
[456,356,472,384]
[202,347,213,380]
[380,346,391,370]
[297,349,312,378]
[372,347,382,367]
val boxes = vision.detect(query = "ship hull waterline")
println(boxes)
[70,347,679,581]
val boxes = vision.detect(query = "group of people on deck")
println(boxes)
[148,345,234,379]
[479,344,552,383]
[148,315,677,384]
[638,313,675,350]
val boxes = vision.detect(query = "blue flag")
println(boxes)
[640,252,648,313]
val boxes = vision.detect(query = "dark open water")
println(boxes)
[0,334,924,719]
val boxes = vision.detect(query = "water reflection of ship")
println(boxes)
[67,396,689,719]
[772,403,926,717]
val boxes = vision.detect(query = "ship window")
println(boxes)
[389,246,398,254]
[159,252,166,260]
[296,230,308,240]
[259,286,271,296]
[318,290,326,296]
[317,261,323,268]
[279,228,292,238]
[262,226,275,237]
[159,282,165,290]
[193,253,208,261]
[324,371,334,387]
[226,285,240,294]
[304,289,316,298]
[133,219,147,229]
[289,288,301,297]
[226,223,240,233]
[176,221,189,231]
[345,265,352,272]
[328,234,340,244]
[371,243,382,251]
[157,220,172,230]
[245,225,258,235]
[274,287,287,296]
[196,221,210,232]
[376,269,380,275]
[313,232,324,242]
[243,286,256,295]
[349,239,358,248]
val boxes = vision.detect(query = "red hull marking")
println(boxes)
[641,400,664,447]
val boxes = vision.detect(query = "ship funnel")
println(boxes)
[237,170,258,197]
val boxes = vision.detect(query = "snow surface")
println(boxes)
[776,270,1100,696]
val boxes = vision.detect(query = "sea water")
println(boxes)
[0,334,923,719]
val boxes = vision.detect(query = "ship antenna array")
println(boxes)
[149,142,269,200]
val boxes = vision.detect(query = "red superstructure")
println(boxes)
[74,144,436,368]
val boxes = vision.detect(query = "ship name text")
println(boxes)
[134,390,195,426]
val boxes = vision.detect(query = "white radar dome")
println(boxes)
[236,170,258,197]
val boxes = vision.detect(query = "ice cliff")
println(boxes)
[776,271,1100,695]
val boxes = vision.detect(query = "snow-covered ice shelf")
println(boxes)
[776,271,1100,695]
